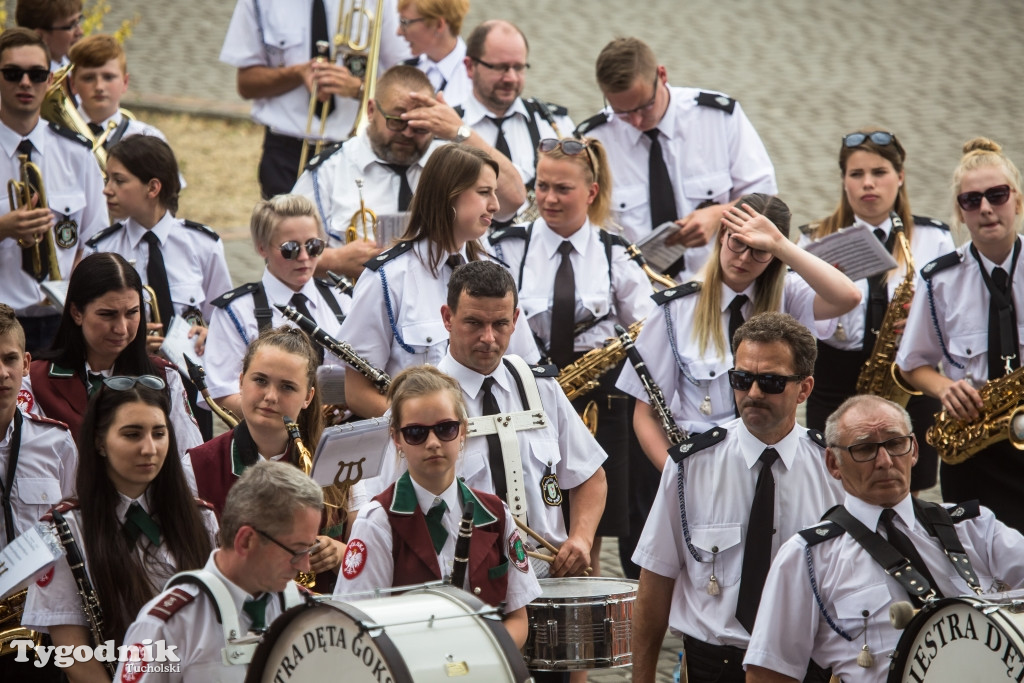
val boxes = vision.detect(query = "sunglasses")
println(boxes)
[252,527,318,566]
[831,434,915,463]
[725,232,773,263]
[103,375,167,391]
[399,420,461,445]
[278,238,325,260]
[374,100,429,135]
[842,131,895,148]
[538,138,597,175]
[0,67,49,84]
[956,184,1013,212]
[727,369,805,394]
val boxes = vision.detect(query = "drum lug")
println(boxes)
[546,619,559,646]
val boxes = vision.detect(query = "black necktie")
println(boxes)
[645,129,678,229]
[735,447,780,633]
[549,241,576,368]
[727,294,748,350]
[86,371,105,396]
[425,500,448,553]
[987,266,1020,380]
[446,253,466,273]
[480,376,507,498]
[17,139,53,282]
[87,122,104,136]
[310,0,335,117]
[123,502,162,547]
[243,593,270,632]
[290,293,323,363]
[864,228,894,352]
[879,508,940,596]
[384,164,413,211]
[142,231,173,326]
[487,116,512,159]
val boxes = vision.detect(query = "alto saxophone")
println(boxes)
[855,212,923,406]
[558,320,644,401]
[927,366,1024,465]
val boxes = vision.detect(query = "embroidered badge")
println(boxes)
[17,388,32,412]
[36,566,54,587]
[508,530,529,573]
[950,506,965,518]
[54,217,78,248]
[120,645,145,683]
[342,539,367,579]
[541,472,562,506]
[816,528,829,536]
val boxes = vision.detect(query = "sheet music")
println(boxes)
[803,223,899,281]
[40,279,69,311]
[375,212,409,247]
[310,417,391,488]
[0,524,63,600]
[159,316,201,371]
[635,221,687,273]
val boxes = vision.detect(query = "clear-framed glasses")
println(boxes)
[831,435,915,463]
[471,57,529,75]
[252,527,318,565]
[725,232,773,263]
[609,73,659,119]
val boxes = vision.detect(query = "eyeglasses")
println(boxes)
[956,184,1013,212]
[398,17,426,29]
[842,131,895,148]
[538,138,597,175]
[277,238,325,260]
[610,73,659,119]
[0,67,50,84]
[399,420,461,445]
[471,57,529,75]
[725,232,773,263]
[49,15,83,31]
[374,101,429,134]
[103,375,167,391]
[727,370,805,394]
[831,434,915,463]
[252,527,318,566]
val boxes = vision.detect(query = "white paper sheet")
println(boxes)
[160,316,201,371]
[0,524,64,600]
[635,221,687,273]
[803,223,899,281]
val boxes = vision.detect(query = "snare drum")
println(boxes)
[244,585,531,683]
[524,576,638,671]
[888,591,1024,682]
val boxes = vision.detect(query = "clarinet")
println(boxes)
[50,510,116,677]
[275,304,391,394]
[326,270,355,296]
[615,324,688,445]
[448,501,475,590]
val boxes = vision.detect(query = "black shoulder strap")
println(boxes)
[500,357,532,408]
[305,140,345,172]
[85,222,125,248]
[182,219,220,241]
[653,281,701,306]
[364,240,416,272]
[488,225,529,244]
[921,251,961,281]
[806,428,827,449]
[103,118,132,149]
[912,498,982,593]
[211,282,261,309]
[252,284,273,333]
[313,279,346,324]
[799,520,845,546]
[574,112,609,138]
[669,425,727,463]
[695,92,737,114]
[2,410,22,544]
[48,121,91,148]
[913,215,950,232]
[597,230,624,283]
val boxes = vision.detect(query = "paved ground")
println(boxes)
[25,1,1022,679]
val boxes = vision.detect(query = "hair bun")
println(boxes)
[963,137,1002,155]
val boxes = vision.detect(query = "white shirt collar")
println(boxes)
[438,349,514,399]
[535,217,594,259]
[0,118,48,160]
[461,93,529,125]
[845,492,916,532]
[735,418,803,472]
[973,236,1021,272]
[719,280,756,312]
[125,211,175,249]
[408,473,460,517]
[261,267,321,307]
[853,214,894,238]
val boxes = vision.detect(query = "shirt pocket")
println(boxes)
[260,11,305,66]
[170,282,206,314]
[47,191,86,220]
[681,172,732,206]
[399,319,447,353]
[527,437,562,473]
[15,477,62,509]
[833,583,892,634]
[611,183,649,222]
[946,332,987,369]
[685,524,743,588]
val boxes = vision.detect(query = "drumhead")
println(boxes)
[888,593,1024,682]
[537,577,638,601]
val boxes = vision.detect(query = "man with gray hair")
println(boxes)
[115,461,323,682]
[630,312,843,683]
[745,394,1024,683]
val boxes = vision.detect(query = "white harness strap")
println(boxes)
[465,355,549,524]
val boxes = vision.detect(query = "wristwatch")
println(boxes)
[453,125,471,143]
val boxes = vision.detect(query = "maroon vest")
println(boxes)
[188,430,236,518]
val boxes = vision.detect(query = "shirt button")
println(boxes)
[41,493,48,501]
[966,348,972,355]
[709,370,715,377]
[706,190,713,196]
[620,203,626,209]
[426,336,433,343]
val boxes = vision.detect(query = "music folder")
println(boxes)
[311,416,392,489]
[803,223,899,281]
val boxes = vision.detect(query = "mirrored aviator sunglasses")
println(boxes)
[538,138,588,156]
[727,370,804,394]
[956,184,1012,211]
[103,375,167,391]
[842,131,894,148]
[399,420,461,446]
[278,238,326,260]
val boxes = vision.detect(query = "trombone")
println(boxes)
[346,178,377,243]
[9,154,60,282]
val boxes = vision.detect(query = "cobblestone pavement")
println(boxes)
[22,1,1021,679]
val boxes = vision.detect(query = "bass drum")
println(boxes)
[888,591,1024,682]
[245,585,531,683]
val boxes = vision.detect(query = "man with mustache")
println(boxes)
[744,394,1024,683]
[630,312,844,683]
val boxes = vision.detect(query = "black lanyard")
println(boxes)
[2,410,23,544]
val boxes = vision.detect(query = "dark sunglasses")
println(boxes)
[842,131,895,148]
[956,184,1013,212]
[278,238,325,260]
[399,420,461,445]
[0,67,50,84]
[538,138,597,175]
[103,375,167,391]
[374,100,429,134]
[727,369,805,394]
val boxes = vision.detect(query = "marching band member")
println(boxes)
[205,194,349,418]
[190,326,350,591]
[23,376,217,681]
[116,461,321,683]
[576,37,776,281]
[335,365,540,648]
[338,143,539,418]
[745,395,1024,683]
[616,194,861,471]
[397,0,472,108]
[897,137,1024,531]
[630,313,844,683]
[799,129,953,493]
[0,28,107,353]
[490,136,650,574]
[14,0,82,72]
[23,252,201,492]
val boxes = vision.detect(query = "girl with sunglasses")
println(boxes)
[335,365,540,648]
[190,325,353,592]
[798,128,954,493]
[897,137,1024,530]
[23,377,217,680]
[205,194,351,419]
[338,143,539,418]
[616,193,861,472]
[23,252,201,491]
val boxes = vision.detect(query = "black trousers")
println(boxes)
[941,439,1024,533]
[682,635,832,683]
[619,404,660,580]
[258,128,307,200]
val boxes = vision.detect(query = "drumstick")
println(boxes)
[526,550,553,563]
[515,518,593,575]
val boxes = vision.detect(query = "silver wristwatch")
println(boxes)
[453,125,471,143]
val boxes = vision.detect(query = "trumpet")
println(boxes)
[340,0,385,138]
[297,40,332,177]
[346,178,377,243]
[9,154,60,282]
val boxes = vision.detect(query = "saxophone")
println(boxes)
[855,212,923,407]
[926,366,1024,465]
[557,320,644,401]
